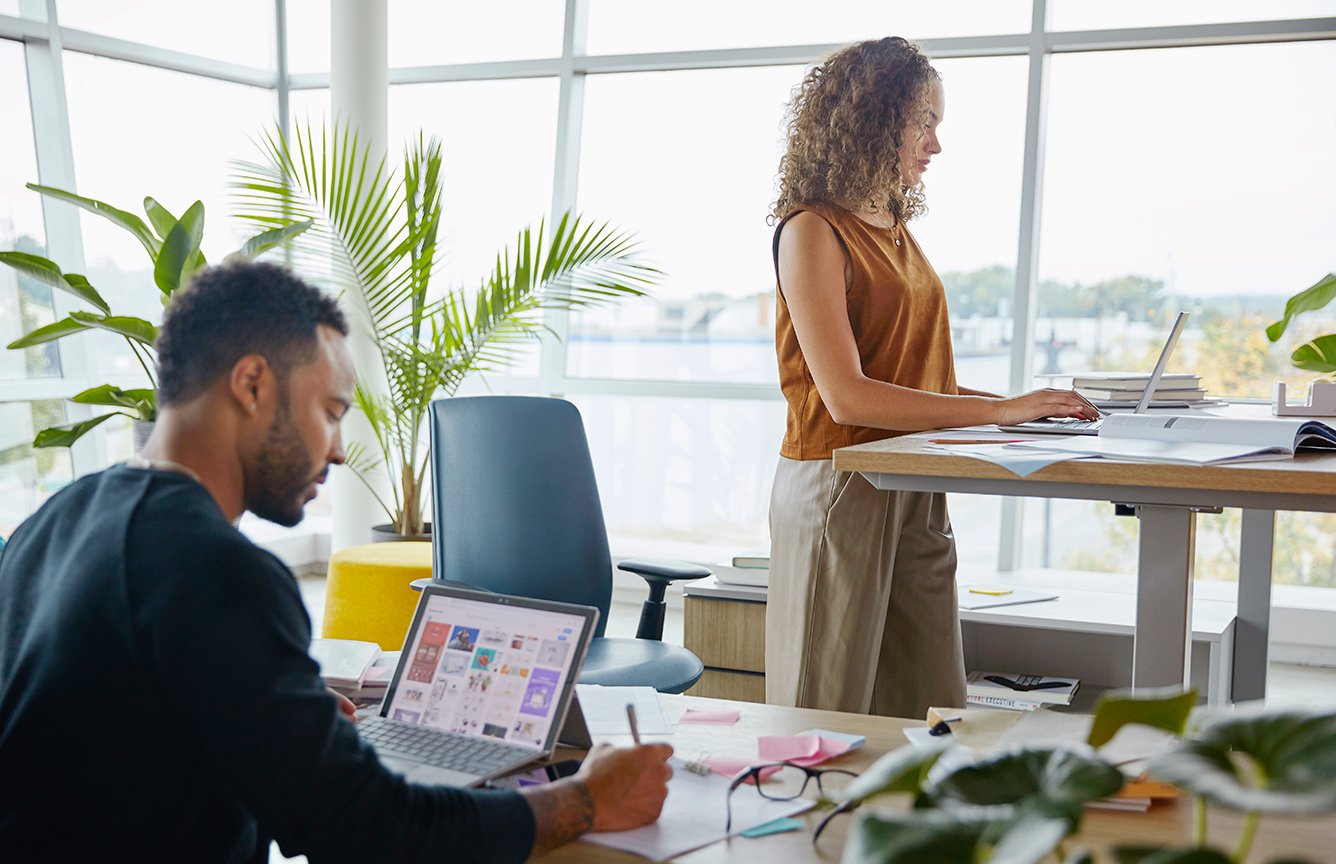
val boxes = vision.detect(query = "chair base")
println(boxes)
[579,637,704,694]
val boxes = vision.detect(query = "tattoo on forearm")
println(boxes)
[523,778,595,857]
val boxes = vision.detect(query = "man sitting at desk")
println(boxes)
[0,261,672,862]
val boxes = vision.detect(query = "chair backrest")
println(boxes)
[428,396,613,636]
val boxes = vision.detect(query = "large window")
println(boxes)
[55,0,276,67]
[61,53,275,388]
[1031,39,1336,580]
[3,3,1335,606]
[0,40,72,539]
[0,40,57,383]
[571,65,796,384]
[585,0,1031,54]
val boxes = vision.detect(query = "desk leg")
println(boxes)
[1133,505,1196,690]
[1233,509,1275,703]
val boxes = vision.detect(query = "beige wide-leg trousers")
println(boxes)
[765,457,967,719]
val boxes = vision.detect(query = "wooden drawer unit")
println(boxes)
[684,594,767,702]
[689,668,767,702]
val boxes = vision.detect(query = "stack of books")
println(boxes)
[310,639,400,705]
[965,670,1079,712]
[1071,372,1214,409]
[713,545,769,588]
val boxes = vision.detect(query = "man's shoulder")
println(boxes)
[122,472,293,591]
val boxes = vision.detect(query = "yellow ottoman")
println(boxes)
[322,542,431,650]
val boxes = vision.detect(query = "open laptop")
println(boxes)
[357,582,598,787]
[998,310,1190,436]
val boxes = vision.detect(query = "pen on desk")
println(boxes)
[626,703,641,745]
[927,438,1026,445]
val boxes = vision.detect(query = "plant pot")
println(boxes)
[370,522,431,543]
[132,419,155,454]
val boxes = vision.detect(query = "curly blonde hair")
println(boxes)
[771,37,940,224]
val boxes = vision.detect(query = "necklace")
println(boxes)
[856,209,902,245]
[126,454,202,485]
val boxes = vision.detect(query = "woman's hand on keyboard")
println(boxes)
[992,388,1101,425]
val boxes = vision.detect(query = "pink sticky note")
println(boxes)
[680,708,741,725]
[758,735,851,767]
[790,737,852,767]
[758,734,821,763]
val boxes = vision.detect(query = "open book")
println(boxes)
[1012,413,1336,465]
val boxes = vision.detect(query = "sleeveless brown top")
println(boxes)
[774,203,958,460]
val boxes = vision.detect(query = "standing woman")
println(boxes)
[766,37,1096,719]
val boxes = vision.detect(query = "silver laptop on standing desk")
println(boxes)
[998,310,1190,436]
[357,583,597,787]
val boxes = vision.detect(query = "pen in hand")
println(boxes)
[626,703,641,745]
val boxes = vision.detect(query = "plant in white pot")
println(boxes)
[0,185,310,449]
[231,124,660,539]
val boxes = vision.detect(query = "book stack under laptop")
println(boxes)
[1071,372,1215,409]
[965,670,1080,712]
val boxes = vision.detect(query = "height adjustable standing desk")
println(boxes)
[833,435,1336,700]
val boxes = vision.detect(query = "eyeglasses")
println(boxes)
[724,761,858,832]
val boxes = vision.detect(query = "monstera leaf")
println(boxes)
[843,806,1069,864]
[1267,273,1336,341]
[1088,687,1198,748]
[919,744,1125,825]
[1290,335,1336,374]
[1111,847,1233,864]
[841,738,950,804]
[1147,711,1336,814]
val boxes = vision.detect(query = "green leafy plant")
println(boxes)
[1266,273,1336,375]
[230,123,659,536]
[0,184,310,446]
[839,692,1335,864]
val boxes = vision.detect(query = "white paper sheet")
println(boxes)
[925,442,1087,477]
[583,757,814,861]
[574,684,671,736]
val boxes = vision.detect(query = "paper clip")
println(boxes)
[684,752,712,775]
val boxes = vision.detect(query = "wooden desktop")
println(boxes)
[539,694,1333,862]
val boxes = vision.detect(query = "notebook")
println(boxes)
[998,311,1190,436]
[359,583,597,787]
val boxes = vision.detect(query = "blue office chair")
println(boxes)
[427,396,710,693]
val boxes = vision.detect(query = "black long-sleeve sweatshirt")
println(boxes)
[0,465,534,863]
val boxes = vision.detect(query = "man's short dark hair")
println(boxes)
[156,261,349,406]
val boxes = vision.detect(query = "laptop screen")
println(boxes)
[381,587,596,751]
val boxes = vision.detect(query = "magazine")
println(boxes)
[966,671,1079,707]
[1011,413,1336,466]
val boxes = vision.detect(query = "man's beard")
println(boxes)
[245,397,317,527]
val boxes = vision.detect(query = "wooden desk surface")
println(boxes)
[539,694,1333,864]
[832,433,1336,500]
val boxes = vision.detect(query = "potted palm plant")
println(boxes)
[0,185,310,448]
[230,124,660,539]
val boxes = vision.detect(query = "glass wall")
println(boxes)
[3,2,1335,593]
[1032,39,1336,579]
[0,40,73,539]
[0,40,57,383]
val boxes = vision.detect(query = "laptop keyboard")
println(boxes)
[1034,416,1103,432]
[360,717,532,775]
